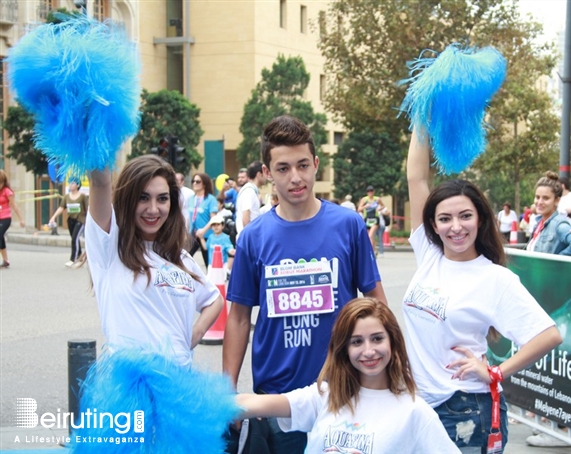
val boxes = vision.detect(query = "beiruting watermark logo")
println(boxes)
[13,398,145,446]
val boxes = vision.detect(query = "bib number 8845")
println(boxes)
[278,290,323,311]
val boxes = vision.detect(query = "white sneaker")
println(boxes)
[65,261,74,267]
[526,433,570,447]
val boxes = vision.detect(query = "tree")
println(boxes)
[4,106,48,175]
[130,89,204,174]
[237,54,328,167]
[318,0,560,211]
[333,131,403,200]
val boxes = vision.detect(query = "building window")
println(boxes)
[300,5,307,33]
[37,0,57,21]
[280,0,287,29]
[333,132,344,146]
[320,75,326,101]
[93,0,109,22]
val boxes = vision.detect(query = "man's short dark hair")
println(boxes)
[247,160,264,180]
[261,115,315,168]
[560,176,570,190]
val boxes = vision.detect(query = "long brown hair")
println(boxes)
[113,155,199,283]
[317,298,416,415]
[0,170,12,190]
[423,179,506,266]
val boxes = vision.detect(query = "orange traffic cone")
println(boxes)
[200,245,228,345]
[509,221,518,244]
[383,230,391,248]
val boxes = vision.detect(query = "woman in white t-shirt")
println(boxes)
[236,298,460,454]
[86,155,223,366]
[404,129,562,453]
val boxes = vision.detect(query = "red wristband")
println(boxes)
[488,365,504,383]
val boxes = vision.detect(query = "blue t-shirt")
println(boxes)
[188,193,218,239]
[227,200,381,394]
[206,232,234,265]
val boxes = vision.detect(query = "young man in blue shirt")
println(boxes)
[223,115,387,454]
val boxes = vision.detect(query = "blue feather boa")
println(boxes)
[400,44,506,174]
[69,349,239,453]
[7,16,140,177]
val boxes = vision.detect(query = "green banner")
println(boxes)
[488,249,571,427]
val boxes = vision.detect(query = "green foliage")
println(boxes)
[237,55,328,167]
[318,0,560,211]
[333,131,403,199]
[130,89,204,174]
[4,106,48,176]
[45,7,82,24]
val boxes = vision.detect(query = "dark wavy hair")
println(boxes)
[317,298,416,415]
[423,179,506,266]
[192,172,214,197]
[113,155,198,283]
[261,115,316,168]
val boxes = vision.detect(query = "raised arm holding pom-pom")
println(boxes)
[85,156,223,365]
[402,129,562,452]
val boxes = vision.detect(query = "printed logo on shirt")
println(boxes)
[403,283,448,321]
[323,421,374,454]
[154,262,195,293]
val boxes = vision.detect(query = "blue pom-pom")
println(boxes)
[69,349,239,453]
[400,44,506,174]
[7,16,140,177]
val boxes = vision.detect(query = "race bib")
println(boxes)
[265,261,335,318]
[67,203,81,214]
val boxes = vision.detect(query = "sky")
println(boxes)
[517,0,568,42]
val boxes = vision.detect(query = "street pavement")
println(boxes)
[1,228,569,453]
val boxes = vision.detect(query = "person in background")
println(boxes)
[85,155,223,366]
[558,176,571,218]
[49,178,89,267]
[497,202,518,242]
[236,298,460,454]
[205,214,235,277]
[235,160,266,237]
[340,194,356,211]
[526,171,571,256]
[404,129,562,452]
[176,172,194,231]
[358,185,382,250]
[189,173,218,266]
[223,115,386,454]
[236,168,248,191]
[223,177,238,212]
[376,199,390,257]
[260,192,279,215]
[0,169,25,268]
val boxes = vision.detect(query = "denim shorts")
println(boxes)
[433,390,508,454]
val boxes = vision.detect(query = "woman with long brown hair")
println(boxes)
[0,169,25,267]
[404,129,562,452]
[527,171,571,255]
[235,298,459,454]
[86,155,223,366]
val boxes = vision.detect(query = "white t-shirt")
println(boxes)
[558,192,571,216]
[278,383,460,454]
[85,209,220,367]
[497,209,518,233]
[179,186,195,227]
[402,225,555,407]
[236,182,260,235]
